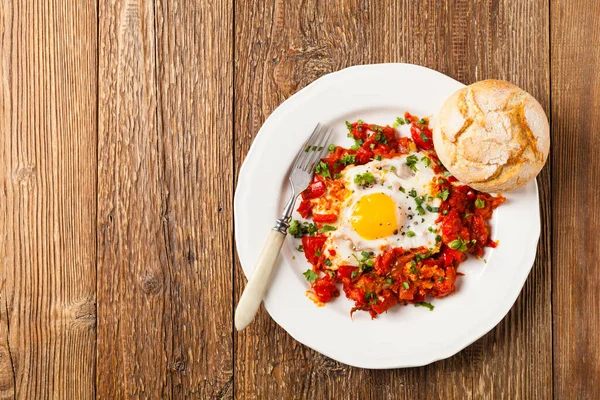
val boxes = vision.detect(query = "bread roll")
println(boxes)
[432,80,549,192]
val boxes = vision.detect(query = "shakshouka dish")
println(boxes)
[288,113,506,318]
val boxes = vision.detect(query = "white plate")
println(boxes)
[235,63,540,369]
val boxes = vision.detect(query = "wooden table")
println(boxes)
[1,0,598,398]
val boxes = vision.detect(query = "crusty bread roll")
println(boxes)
[432,80,549,192]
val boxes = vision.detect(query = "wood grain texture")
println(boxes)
[551,0,600,398]
[0,0,98,398]
[234,1,551,398]
[97,0,233,397]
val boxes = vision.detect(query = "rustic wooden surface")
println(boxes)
[0,0,598,398]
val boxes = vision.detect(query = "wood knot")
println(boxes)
[14,164,36,185]
[64,294,97,331]
[140,272,162,295]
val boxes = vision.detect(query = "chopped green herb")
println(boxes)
[435,234,442,242]
[442,210,449,215]
[375,155,382,161]
[339,154,356,166]
[305,146,311,152]
[484,259,487,264]
[345,121,353,130]
[354,171,375,186]
[420,132,430,142]
[475,198,486,208]
[315,161,331,178]
[390,165,397,172]
[288,220,318,238]
[318,225,337,233]
[406,231,416,238]
[399,186,406,193]
[449,238,468,252]
[325,270,336,278]
[350,138,364,150]
[406,154,419,172]
[351,270,359,278]
[374,132,388,144]
[386,278,393,284]
[408,189,417,197]
[464,213,471,218]
[417,118,427,125]
[303,269,318,282]
[443,171,452,177]
[296,245,304,252]
[392,117,406,127]
[421,156,431,166]
[402,281,410,290]
[324,259,332,266]
[410,264,419,275]
[315,249,322,257]
[415,302,434,311]
[370,143,376,149]
[328,144,336,152]
[437,189,450,201]
[334,173,343,179]
[428,226,437,233]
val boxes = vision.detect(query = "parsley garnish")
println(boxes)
[345,121,353,130]
[421,156,431,166]
[402,281,410,290]
[315,161,330,178]
[296,245,304,252]
[374,132,388,144]
[475,198,486,208]
[303,269,318,282]
[324,259,332,266]
[386,278,393,284]
[417,118,427,125]
[339,154,356,166]
[437,189,450,201]
[444,171,452,177]
[352,251,375,274]
[354,172,375,186]
[334,173,343,179]
[318,225,337,233]
[420,132,430,142]
[406,231,416,238]
[328,144,335,152]
[406,154,419,172]
[449,238,468,252]
[375,155,382,161]
[392,117,406,128]
[415,302,434,311]
[390,166,397,172]
[408,188,417,197]
[287,220,317,238]
[399,186,406,193]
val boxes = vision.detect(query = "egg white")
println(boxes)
[322,153,442,268]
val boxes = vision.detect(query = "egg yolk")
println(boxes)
[351,193,399,240]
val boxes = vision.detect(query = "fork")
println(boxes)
[235,123,332,331]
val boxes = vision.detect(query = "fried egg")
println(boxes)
[320,153,442,268]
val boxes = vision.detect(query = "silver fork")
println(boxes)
[235,123,332,330]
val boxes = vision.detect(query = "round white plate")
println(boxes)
[235,63,540,369]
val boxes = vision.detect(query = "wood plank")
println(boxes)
[551,0,600,398]
[97,0,233,397]
[234,0,551,398]
[0,0,98,398]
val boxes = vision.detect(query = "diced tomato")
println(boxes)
[354,146,373,164]
[297,199,312,219]
[411,123,434,150]
[337,265,357,279]
[302,178,326,200]
[312,276,339,303]
[302,235,327,265]
[312,213,337,223]
[371,290,398,314]
[440,246,464,268]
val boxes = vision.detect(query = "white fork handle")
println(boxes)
[235,230,286,330]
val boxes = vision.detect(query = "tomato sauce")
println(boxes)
[295,116,505,318]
